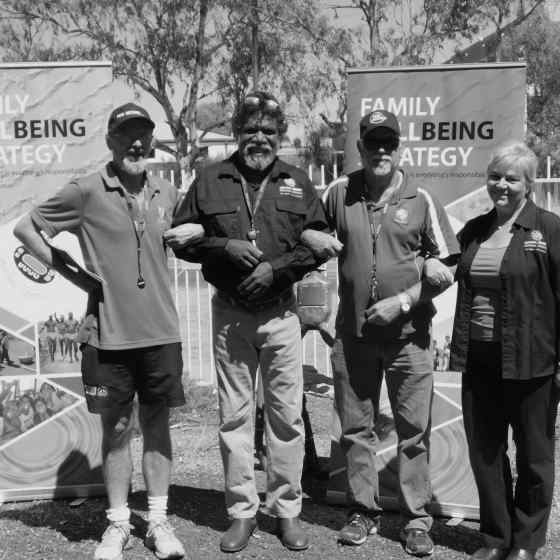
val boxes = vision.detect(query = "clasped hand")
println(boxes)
[423,257,454,289]
[364,295,402,325]
[163,223,204,248]
[225,239,263,271]
[300,230,343,259]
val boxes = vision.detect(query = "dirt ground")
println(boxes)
[0,393,559,560]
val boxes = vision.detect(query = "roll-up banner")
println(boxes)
[0,62,113,501]
[344,62,527,209]
[328,63,527,519]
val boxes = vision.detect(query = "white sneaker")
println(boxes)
[93,523,132,560]
[144,519,185,559]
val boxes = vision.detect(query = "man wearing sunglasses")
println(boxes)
[172,91,329,553]
[302,109,457,556]
[14,103,189,560]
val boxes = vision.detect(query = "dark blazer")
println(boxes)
[450,199,560,379]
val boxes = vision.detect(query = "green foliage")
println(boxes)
[499,6,560,174]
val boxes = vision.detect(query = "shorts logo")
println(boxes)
[369,111,387,125]
[279,178,303,199]
[524,230,547,253]
[393,207,409,225]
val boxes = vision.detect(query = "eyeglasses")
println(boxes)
[243,94,280,112]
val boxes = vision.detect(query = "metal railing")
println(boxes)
[170,258,335,385]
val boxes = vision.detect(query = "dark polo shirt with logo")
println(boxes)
[172,152,329,306]
[324,168,459,340]
[31,163,181,350]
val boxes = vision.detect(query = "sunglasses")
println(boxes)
[243,95,280,112]
[111,130,153,145]
[362,136,399,153]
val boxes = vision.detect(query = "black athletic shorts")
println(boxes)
[80,343,185,413]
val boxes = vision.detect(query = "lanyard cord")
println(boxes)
[124,186,149,289]
[366,202,389,303]
[364,172,403,303]
[239,173,271,246]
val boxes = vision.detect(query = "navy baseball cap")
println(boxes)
[359,110,400,139]
[108,103,155,134]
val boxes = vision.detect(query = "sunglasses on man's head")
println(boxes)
[243,95,280,112]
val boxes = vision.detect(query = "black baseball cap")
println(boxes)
[359,110,400,139]
[107,103,155,134]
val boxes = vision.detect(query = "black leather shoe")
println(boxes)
[220,517,257,553]
[505,549,536,560]
[470,547,508,560]
[277,517,310,551]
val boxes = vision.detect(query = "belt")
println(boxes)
[216,290,294,312]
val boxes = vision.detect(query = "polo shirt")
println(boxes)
[323,168,458,339]
[31,163,181,350]
[172,152,329,305]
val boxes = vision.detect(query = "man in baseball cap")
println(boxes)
[14,102,187,560]
[301,107,458,555]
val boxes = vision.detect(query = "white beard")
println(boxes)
[120,156,147,176]
[242,148,275,171]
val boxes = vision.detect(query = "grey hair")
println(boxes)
[487,141,538,192]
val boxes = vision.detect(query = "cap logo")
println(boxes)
[369,112,387,125]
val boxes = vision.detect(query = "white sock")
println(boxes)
[148,495,168,524]
[106,503,131,526]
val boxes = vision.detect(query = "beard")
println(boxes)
[241,145,275,171]
[118,154,148,176]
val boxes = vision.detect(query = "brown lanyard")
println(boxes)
[239,173,271,246]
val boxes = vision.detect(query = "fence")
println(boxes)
[170,258,336,385]
[153,162,560,385]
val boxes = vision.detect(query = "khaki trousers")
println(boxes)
[212,295,304,519]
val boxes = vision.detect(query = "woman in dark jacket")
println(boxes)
[449,141,560,560]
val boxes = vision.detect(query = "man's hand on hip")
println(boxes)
[225,239,263,271]
[300,229,343,259]
[237,261,274,300]
[365,295,402,325]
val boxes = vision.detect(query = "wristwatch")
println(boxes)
[398,292,412,314]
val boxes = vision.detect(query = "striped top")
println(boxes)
[469,245,507,341]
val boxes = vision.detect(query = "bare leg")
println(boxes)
[139,402,172,496]
[100,405,135,508]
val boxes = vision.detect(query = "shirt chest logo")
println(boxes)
[393,207,409,225]
[524,229,547,254]
[279,177,303,199]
